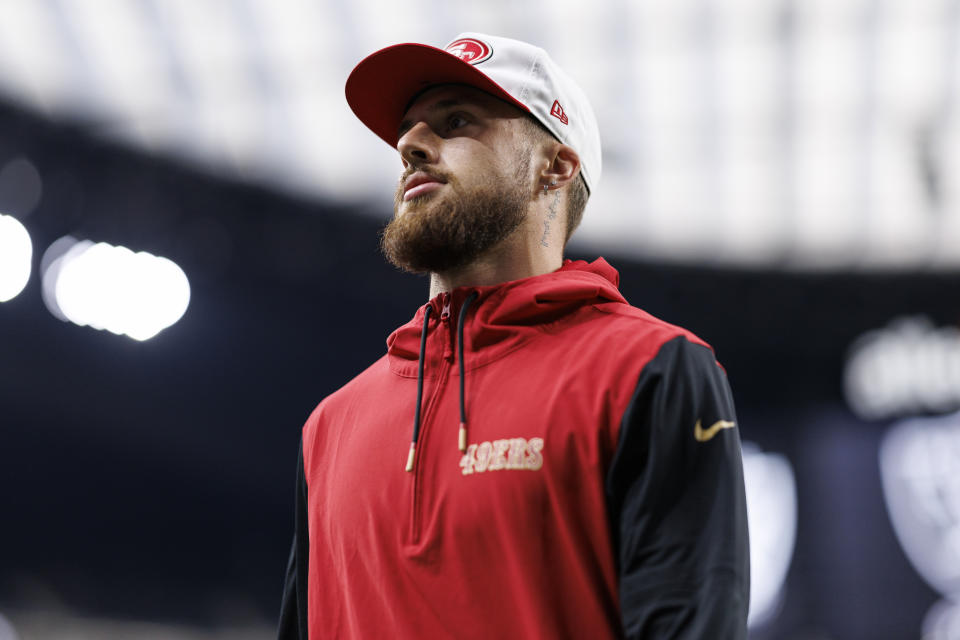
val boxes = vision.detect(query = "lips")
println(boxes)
[403,171,446,202]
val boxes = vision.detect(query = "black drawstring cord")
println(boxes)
[405,291,478,471]
[406,305,432,472]
[457,292,479,452]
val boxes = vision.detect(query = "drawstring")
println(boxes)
[457,292,479,452]
[406,305,432,472]
[405,291,479,471]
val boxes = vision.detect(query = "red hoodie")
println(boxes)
[279,258,749,639]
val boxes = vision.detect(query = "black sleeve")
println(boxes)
[278,440,310,640]
[606,336,750,639]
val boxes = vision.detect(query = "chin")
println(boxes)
[397,195,440,218]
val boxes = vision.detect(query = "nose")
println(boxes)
[397,121,439,167]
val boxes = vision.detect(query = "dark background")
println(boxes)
[0,99,955,638]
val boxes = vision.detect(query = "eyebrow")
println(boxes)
[397,98,470,140]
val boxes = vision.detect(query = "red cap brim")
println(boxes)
[345,42,530,148]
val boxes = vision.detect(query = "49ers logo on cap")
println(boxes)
[445,38,493,64]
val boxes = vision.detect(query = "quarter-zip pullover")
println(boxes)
[278,258,749,639]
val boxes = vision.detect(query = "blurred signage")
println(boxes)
[880,412,960,639]
[844,316,960,420]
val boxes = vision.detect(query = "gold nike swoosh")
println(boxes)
[694,419,736,442]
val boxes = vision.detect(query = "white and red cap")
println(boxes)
[345,32,602,193]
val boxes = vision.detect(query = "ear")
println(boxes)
[539,143,581,191]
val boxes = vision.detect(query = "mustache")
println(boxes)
[398,165,453,186]
[395,166,456,211]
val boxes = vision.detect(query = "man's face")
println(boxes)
[380,85,535,274]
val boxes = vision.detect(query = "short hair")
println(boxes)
[564,174,588,245]
[518,116,590,247]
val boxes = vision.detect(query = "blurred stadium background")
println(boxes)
[0,1,959,639]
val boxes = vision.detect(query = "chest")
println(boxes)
[305,347,627,555]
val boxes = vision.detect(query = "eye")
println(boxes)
[446,113,470,132]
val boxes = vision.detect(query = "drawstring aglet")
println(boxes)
[458,422,468,452]
[405,443,416,472]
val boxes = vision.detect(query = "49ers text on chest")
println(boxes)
[459,437,544,475]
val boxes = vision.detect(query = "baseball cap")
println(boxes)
[345,32,602,193]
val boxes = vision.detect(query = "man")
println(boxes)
[279,33,749,639]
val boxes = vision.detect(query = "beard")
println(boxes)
[381,162,530,274]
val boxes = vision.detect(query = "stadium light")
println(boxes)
[41,237,190,340]
[0,213,32,302]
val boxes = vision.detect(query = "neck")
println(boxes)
[428,231,563,298]
[427,183,569,299]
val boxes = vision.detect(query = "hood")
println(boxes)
[386,258,626,377]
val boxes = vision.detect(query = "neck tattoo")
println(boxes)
[539,189,562,248]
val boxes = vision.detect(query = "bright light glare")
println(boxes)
[0,0,959,268]
[743,442,797,628]
[0,213,32,302]
[42,237,190,340]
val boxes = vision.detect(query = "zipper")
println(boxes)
[440,293,454,362]
[409,292,453,544]
[409,356,450,544]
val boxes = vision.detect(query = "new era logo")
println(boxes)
[550,100,569,125]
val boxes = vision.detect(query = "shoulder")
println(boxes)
[571,300,715,368]
[593,300,709,345]
[302,354,393,439]
[544,302,723,431]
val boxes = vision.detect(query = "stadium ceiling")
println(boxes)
[0,0,957,270]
